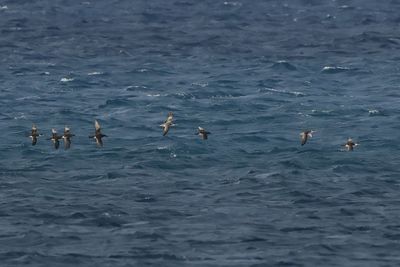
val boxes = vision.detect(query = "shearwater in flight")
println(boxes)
[89,120,107,147]
[300,130,315,146]
[63,126,75,149]
[160,112,174,136]
[197,127,211,140]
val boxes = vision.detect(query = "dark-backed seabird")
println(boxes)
[89,120,107,147]
[62,126,75,149]
[300,130,315,146]
[344,138,358,151]
[30,124,41,145]
[197,127,211,140]
[160,112,174,136]
[49,129,63,149]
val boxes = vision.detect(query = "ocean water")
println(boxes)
[1,0,400,266]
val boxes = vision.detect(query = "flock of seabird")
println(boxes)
[300,130,358,151]
[29,112,358,151]
[299,130,358,151]
[30,120,106,149]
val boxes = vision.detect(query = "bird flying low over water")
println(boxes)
[49,129,63,149]
[30,124,41,145]
[63,126,75,149]
[344,138,358,151]
[197,127,211,140]
[300,130,315,146]
[89,120,107,147]
[160,112,174,136]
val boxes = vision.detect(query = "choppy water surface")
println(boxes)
[1,1,400,266]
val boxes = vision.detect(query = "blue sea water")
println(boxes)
[1,0,400,266]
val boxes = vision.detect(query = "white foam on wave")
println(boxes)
[272,60,297,70]
[255,172,280,179]
[297,112,310,117]
[312,109,333,114]
[322,66,350,71]
[0,5,8,10]
[16,95,40,101]
[87,71,103,76]
[13,113,26,120]
[60,77,74,82]
[263,87,305,97]
[125,85,147,91]
[191,82,208,87]
[291,91,304,96]
[107,108,131,116]
[368,109,381,116]
[223,1,242,6]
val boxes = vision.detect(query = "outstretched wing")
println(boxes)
[163,124,170,136]
[95,120,101,131]
[32,136,37,146]
[165,112,173,123]
[300,132,308,146]
[54,140,60,149]
[96,136,103,147]
[64,137,71,149]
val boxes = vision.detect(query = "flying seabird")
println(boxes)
[300,130,315,146]
[344,138,358,151]
[49,129,63,149]
[197,127,211,140]
[29,124,41,145]
[160,112,174,136]
[89,120,107,147]
[62,126,75,149]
